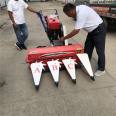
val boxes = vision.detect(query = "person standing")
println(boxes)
[60,3,107,77]
[7,0,37,50]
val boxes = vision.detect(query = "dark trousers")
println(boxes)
[84,22,106,71]
[13,23,28,45]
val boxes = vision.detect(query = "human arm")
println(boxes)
[60,29,80,41]
[22,0,37,13]
[27,6,37,13]
[8,11,17,27]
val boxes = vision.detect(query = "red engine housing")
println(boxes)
[46,15,60,30]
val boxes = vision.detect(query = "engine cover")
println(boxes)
[46,15,60,30]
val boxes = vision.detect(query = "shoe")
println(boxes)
[94,70,105,77]
[21,44,27,50]
[15,42,22,50]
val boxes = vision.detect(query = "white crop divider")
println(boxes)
[30,62,44,90]
[77,53,95,81]
[62,58,77,83]
[47,60,60,87]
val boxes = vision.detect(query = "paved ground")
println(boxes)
[0,1,116,116]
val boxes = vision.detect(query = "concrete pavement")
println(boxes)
[0,1,116,116]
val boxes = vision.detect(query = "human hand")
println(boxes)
[13,23,18,28]
[59,36,65,41]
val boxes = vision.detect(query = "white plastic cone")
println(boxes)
[62,59,76,81]
[47,60,60,85]
[77,53,94,77]
[30,62,44,88]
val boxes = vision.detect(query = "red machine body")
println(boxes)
[26,44,84,65]
[25,9,95,90]
[46,15,60,30]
